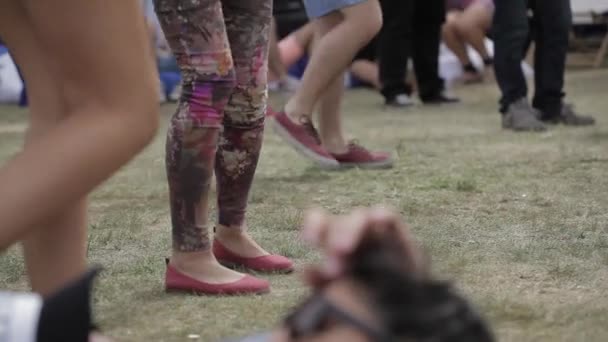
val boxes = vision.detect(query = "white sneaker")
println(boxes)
[385,93,415,108]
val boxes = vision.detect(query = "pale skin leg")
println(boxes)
[455,3,492,60]
[284,0,383,120]
[268,18,288,81]
[318,71,349,155]
[442,5,492,67]
[313,16,349,155]
[349,60,381,89]
[442,11,473,66]
[0,0,159,296]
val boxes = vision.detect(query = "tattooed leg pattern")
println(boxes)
[155,0,236,252]
[216,0,272,228]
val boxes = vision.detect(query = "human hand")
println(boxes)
[301,207,426,288]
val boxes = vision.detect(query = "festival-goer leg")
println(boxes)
[378,0,413,100]
[214,0,275,257]
[349,60,381,89]
[0,0,158,295]
[530,0,570,118]
[268,17,288,81]
[156,0,252,284]
[318,73,348,155]
[456,3,492,61]
[442,12,472,66]
[493,0,529,113]
[284,1,383,118]
[0,3,85,296]
[272,1,383,168]
[412,0,447,101]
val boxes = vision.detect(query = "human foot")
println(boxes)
[330,141,393,169]
[169,250,245,284]
[214,225,294,273]
[272,110,339,168]
[215,225,270,258]
[166,250,269,295]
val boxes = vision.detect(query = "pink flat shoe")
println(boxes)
[213,240,294,273]
[165,261,270,295]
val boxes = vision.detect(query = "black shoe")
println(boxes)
[542,103,596,126]
[385,93,415,108]
[422,92,460,105]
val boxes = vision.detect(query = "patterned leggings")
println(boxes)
[154,0,271,252]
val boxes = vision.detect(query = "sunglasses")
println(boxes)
[284,292,394,342]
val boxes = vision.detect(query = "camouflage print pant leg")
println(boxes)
[154,0,270,252]
[216,0,272,228]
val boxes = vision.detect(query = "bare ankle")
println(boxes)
[215,224,245,239]
[285,99,312,123]
[322,138,348,155]
[171,250,216,268]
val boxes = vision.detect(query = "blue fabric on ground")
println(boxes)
[288,55,309,79]
[160,71,181,98]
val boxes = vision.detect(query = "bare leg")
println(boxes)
[292,22,316,53]
[268,18,288,81]
[318,72,348,155]
[350,60,381,89]
[455,3,493,60]
[0,0,158,295]
[442,12,472,66]
[284,0,383,120]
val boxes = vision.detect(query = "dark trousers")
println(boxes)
[378,0,445,101]
[494,0,572,116]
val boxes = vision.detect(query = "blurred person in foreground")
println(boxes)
[0,208,494,342]
[227,207,494,342]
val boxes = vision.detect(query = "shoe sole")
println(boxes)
[337,159,395,170]
[218,260,295,274]
[271,119,340,170]
[165,287,270,296]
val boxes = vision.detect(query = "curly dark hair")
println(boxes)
[348,232,494,342]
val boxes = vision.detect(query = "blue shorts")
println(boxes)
[303,0,368,18]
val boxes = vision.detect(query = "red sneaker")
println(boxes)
[331,142,393,169]
[272,111,339,169]
[213,240,294,273]
[165,260,270,295]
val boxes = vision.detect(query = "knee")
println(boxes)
[131,83,160,145]
[442,20,457,36]
[112,80,160,148]
[454,18,478,35]
[66,77,160,149]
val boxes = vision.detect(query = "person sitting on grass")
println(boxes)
[226,207,494,342]
[442,0,495,84]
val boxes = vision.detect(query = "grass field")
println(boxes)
[1,70,608,341]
